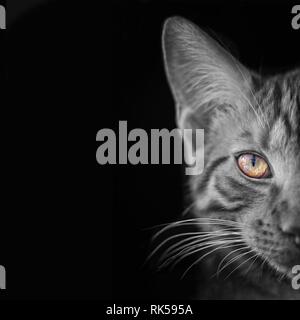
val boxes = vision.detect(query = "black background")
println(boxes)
[2,0,300,300]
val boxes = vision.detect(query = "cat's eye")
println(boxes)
[237,153,270,179]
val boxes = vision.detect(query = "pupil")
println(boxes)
[251,155,256,167]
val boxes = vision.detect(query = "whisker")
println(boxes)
[217,247,253,276]
[259,254,269,279]
[151,218,245,241]
[161,239,243,270]
[224,250,257,280]
[145,216,251,280]
[147,232,209,263]
[147,229,238,263]
[160,234,241,264]
[243,253,260,276]
[159,240,234,270]
[214,245,248,278]
[180,242,245,279]
[182,201,197,217]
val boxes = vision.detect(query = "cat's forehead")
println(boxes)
[255,71,300,153]
[260,72,299,113]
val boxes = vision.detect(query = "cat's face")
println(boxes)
[192,73,300,276]
[162,17,300,279]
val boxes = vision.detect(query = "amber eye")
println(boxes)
[237,153,270,179]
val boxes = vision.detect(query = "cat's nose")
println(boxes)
[281,214,300,247]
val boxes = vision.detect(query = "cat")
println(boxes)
[151,16,300,299]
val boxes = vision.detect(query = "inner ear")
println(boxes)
[178,107,211,149]
[162,16,256,133]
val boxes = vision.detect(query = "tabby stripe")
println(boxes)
[272,81,282,122]
[282,112,292,139]
[260,129,270,150]
[225,176,267,195]
[196,156,229,193]
[214,183,245,203]
[205,199,249,214]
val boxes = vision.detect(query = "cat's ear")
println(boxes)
[162,16,254,133]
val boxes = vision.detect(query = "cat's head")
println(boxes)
[163,17,300,278]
